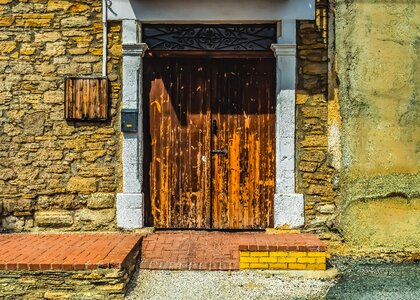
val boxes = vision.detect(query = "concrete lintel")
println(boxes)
[274,193,304,228]
[116,193,144,229]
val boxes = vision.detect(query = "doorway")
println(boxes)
[143,55,275,229]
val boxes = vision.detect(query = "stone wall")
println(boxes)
[296,0,339,239]
[0,0,122,232]
[1,0,417,253]
[0,0,340,233]
[0,269,128,299]
[334,0,420,250]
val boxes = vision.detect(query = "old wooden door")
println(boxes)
[145,57,275,229]
[144,58,212,228]
[211,59,275,229]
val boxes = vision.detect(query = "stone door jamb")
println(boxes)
[116,20,148,229]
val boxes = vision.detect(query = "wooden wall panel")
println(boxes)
[65,78,108,121]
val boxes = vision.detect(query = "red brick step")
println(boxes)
[140,231,326,271]
[0,233,142,271]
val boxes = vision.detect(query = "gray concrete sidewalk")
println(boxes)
[125,269,337,300]
[125,259,420,300]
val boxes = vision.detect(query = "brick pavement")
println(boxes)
[140,231,325,271]
[0,233,143,271]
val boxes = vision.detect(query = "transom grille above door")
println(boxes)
[142,24,277,51]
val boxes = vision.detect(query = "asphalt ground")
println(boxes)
[327,258,420,300]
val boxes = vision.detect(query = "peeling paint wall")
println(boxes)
[335,0,420,249]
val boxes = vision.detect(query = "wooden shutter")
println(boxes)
[64,77,109,121]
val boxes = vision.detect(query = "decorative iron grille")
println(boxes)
[143,24,277,51]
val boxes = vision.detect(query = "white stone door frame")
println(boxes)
[116,20,147,229]
[272,20,304,228]
[117,20,304,229]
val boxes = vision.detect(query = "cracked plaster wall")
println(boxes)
[335,0,420,249]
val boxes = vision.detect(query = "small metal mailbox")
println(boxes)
[121,109,138,133]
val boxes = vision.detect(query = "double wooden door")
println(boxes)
[144,56,275,229]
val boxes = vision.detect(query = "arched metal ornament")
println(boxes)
[143,24,277,51]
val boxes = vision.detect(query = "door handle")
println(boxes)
[212,120,218,135]
[211,149,228,155]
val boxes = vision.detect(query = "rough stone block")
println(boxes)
[61,16,91,28]
[47,1,73,11]
[67,177,97,193]
[75,209,115,229]
[35,211,74,227]
[20,44,36,56]
[316,204,336,214]
[23,112,45,135]
[43,291,70,300]
[3,198,32,213]
[0,41,16,54]
[43,91,63,104]
[1,215,25,231]
[303,62,328,75]
[34,32,60,43]
[77,164,114,177]
[307,184,333,196]
[43,42,66,57]
[82,150,106,162]
[300,150,326,162]
[0,168,15,180]
[37,195,82,210]
[0,16,14,27]
[299,161,319,172]
[87,193,115,209]
[15,19,51,27]
[300,135,328,148]
[68,4,89,13]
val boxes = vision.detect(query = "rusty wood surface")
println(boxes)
[211,59,275,229]
[144,57,275,229]
[64,78,108,121]
[145,58,211,228]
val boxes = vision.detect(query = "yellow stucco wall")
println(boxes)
[335,0,420,249]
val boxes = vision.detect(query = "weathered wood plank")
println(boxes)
[211,58,275,229]
[145,57,274,229]
[64,78,108,121]
[146,58,211,228]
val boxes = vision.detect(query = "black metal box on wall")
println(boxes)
[121,109,138,132]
